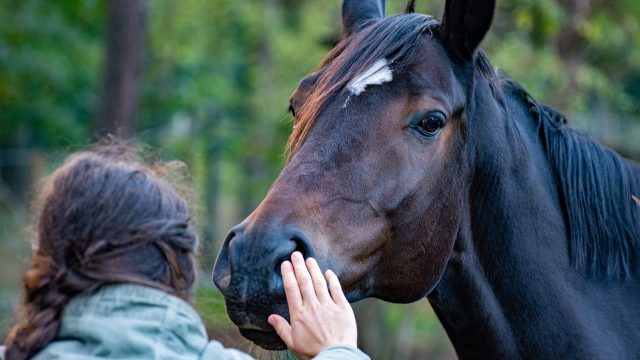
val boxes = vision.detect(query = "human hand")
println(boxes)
[267,251,358,360]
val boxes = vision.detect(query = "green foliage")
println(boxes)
[488,0,640,131]
[0,0,104,146]
[195,284,233,328]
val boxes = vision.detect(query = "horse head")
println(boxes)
[213,0,496,350]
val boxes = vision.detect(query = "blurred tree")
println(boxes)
[0,0,104,199]
[94,0,147,139]
[489,0,640,154]
[140,0,338,252]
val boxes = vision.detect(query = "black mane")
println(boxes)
[503,78,640,279]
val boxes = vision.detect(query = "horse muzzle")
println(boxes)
[212,222,315,350]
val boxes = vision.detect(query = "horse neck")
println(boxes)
[427,81,640,359]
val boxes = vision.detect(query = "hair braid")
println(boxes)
[5,256,84,360]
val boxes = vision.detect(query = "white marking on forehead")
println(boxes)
[347,58,393,96]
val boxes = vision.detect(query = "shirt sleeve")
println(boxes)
[313,344,371,360]
[200,340,258,360]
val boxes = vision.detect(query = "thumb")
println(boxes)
[268,314,293,347]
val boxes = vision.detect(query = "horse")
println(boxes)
[213,0,640,358]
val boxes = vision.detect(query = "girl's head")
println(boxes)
[4,147,199,360]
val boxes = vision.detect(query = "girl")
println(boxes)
[2,147,367,360]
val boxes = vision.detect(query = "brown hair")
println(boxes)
[3,146,199,360]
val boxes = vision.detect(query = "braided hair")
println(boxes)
[4,147,199,360]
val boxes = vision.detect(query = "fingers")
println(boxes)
[326,270,349,307]
[268,314,293,347]
[281,260,302,312]
[306,257,331,303]
[291,252,316,304]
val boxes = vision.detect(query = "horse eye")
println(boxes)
[413,112,446,136]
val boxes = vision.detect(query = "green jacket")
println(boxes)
[1,284,368,360]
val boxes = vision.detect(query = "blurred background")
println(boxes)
[1,0,639,359]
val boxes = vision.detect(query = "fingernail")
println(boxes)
[292,251,303,260]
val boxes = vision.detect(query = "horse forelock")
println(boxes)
[285,12,506,161]
[287,13,439,159]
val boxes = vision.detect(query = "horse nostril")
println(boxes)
[291,233,315,259]
[274,231,315,270]
[212,229,238,291]
[271,230,315,295]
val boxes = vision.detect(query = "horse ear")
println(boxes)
[441,0,496,62]
[342,0,385,37]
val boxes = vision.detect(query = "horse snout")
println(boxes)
[213,224,315,295]
[212,222,316,349]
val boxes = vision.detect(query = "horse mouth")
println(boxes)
[239,328,286,350]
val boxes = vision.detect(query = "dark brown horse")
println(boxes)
[213,0,640,358]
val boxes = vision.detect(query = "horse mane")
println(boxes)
[503,78,640,279]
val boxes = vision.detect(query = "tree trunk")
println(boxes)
[94,0,147,140]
